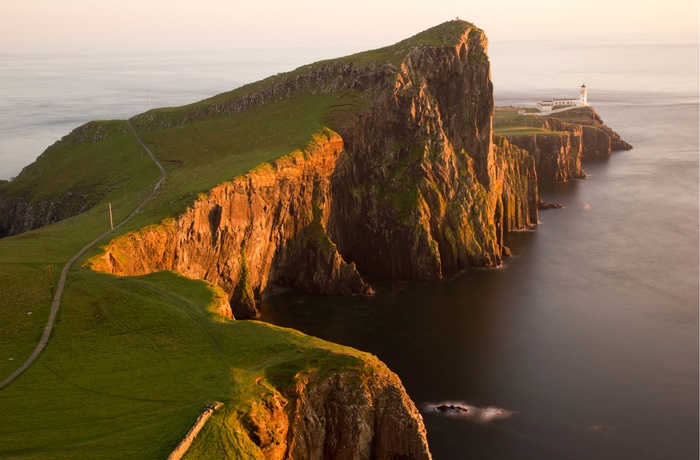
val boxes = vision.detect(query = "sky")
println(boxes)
[1,0,698,52]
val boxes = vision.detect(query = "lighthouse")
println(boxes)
[580,84,587,106]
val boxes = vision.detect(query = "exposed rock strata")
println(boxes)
[0,189,95,238]
[328,26,538,278]
[496,107,631,183]
[91,22,539,317]
[237,362,432,459]
[503,131,586,183]
[91,131,370,319]
[131,62,399,132]
[496,136,539,231]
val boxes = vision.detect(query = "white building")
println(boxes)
[537,84,587,112]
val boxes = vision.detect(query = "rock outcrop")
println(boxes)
[232,360,432,459]
[502,129,586,183]
[495,106,631,183]
[0,188,95,238]
[91,21,539,318]
[0,122,125,238]
[90,130,371,319]
[327,25,537,277]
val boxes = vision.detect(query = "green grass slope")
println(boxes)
[0,269,374,459]
[493,106,605,136]
[0,122,376,458]
[493,107,568,136]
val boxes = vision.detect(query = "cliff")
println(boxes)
[0,121,157,239]
[327,28,537,277]
[0,187,95,238]
[221,359,431,459]
[90,21,539,318]
[494,106,632,183]
[0,123,121,237]
[90,130,371,319]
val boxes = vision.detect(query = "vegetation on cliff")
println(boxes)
[494,106,632,183]
[83,19,539,322]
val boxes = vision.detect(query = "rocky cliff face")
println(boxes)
[328,26,537,277]
[504,129,586,183]
[579,108,632,155]
[91,130,370,319]
[497,107,631,183]
[239,364,431,459]
[495,136,539,232]
[0,189,94,238]
[91,22,539,318]
[0,122,118,238]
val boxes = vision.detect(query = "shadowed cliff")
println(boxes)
[494,106,632,183]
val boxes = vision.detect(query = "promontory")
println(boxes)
[0,19,629,459]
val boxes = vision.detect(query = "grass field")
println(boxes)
[0,127,159,379]
[493,107,571,137]
[0,268,374,459]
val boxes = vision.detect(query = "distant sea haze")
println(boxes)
[2,39,698,459]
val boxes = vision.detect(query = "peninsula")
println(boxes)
[0,20,630,459]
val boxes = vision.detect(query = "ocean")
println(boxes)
[1,39,698,459]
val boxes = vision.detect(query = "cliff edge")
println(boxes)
[192,354,432,459]
[90,20,539,318]
[494,106,632,183]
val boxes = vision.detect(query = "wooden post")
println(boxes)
[47,265,54,300]
[109,202,114,230]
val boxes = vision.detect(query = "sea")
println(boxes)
[1,38,698,459]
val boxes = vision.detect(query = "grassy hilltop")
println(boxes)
[0,21,475,458]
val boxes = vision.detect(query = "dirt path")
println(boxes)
[0,120,167,391]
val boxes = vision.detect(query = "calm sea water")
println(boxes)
[1,40,698,459]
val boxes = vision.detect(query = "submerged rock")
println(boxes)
[435,404,470,414]
[538,199,564,210]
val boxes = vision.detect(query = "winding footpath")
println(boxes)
[0,121,167,391]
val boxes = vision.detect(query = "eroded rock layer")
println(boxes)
[496,107,632,183]
[92,23,538,317]
[241,366,432,460]
[91,131,370,319]
[91,22,539,318]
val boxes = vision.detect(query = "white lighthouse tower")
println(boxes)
[579,84,587,106]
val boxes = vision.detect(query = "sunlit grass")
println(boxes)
[493,126,563,136]
[0,267,375,458]
[128,92,368,226]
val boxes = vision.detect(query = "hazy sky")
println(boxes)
[1,0,698,51]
